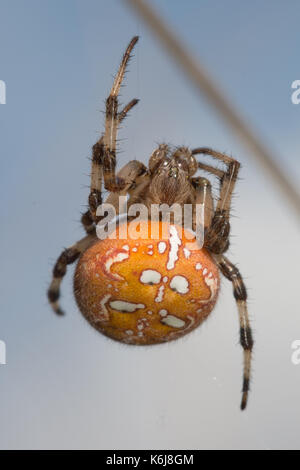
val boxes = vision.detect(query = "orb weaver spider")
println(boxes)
[48,37,253,410]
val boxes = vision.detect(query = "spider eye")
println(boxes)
[173,155,189,172]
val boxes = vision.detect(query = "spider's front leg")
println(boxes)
[192,147,240,254]
[82,132,142,234]
[103,36,139,193]
[214,254,254,410]
[82,37,140,234]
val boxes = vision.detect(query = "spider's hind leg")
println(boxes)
[214,254,254,410]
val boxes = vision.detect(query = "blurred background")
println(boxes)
[0,0,300,450]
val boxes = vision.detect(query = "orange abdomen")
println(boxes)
[74,221,219,344]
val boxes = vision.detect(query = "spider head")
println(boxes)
[149,145,197,177]
[171,147,198,176]
[148,145,198,204]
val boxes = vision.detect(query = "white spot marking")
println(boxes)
[140,269,162,285]
[163,276,168,283]
[125,330,134,335]
[183,247,191,259]
[155,285,165,303]
[167,226,181,270]
[147,250,153,255]
[204,276,218,300]
[186,314,195,330]
[158,241,166,254]
[170,275,189,294]
[109,300,145,312]
[132,247,138,252]
[99,294,110,320]
[161,315,185,328]
[159,309,168,317]
[203,268,208,275]
[147,310,153,315]
[137,318,149,331]
[105,251,129,280]
[195,263,202,270]
[122,245,129,251]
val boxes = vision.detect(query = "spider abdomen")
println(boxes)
[74,221,219,344]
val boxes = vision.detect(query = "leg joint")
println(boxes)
[92,141,104,164]
[240,326,254,350]
[106,95,118,118]
[47,288,59,302]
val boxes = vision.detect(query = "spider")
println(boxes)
[48,37,253,410]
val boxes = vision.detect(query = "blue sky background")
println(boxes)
[0,0,300,449]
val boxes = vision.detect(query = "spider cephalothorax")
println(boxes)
[146,145,198,206]
[48,37,253,410]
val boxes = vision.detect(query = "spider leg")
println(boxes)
[84,159,147,234]
[214,253,253,410]
[48,233,96,315]
[104,160,148,213]
[103,36,139,192]
[197,161,223,179]
[192,147,240,254]
[191,176,214,234]
[81,210,95,234]
[50,160,146,316]
[85,96,140,231]
[87,135,104,226]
